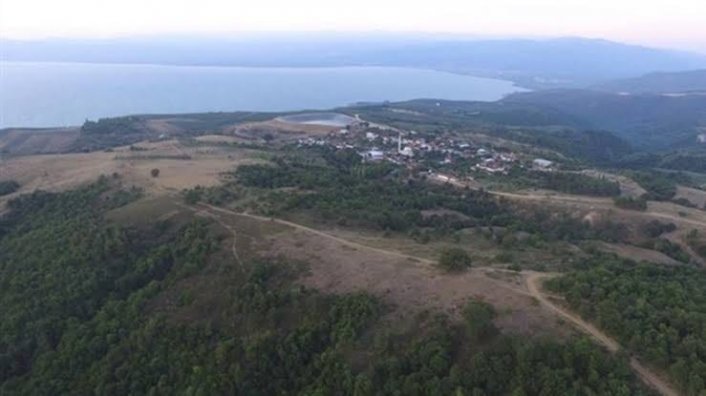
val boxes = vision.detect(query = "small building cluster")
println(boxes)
[296,117,556,181]
[472,149,518,174]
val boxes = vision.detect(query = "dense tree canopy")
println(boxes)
[547,258,706,395]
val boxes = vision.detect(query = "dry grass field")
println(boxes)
[175,203,573,337]
[228,119,339,142]
[0,138,262,200]
[675,185,706,208]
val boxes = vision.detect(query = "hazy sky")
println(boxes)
[1,0,705,52]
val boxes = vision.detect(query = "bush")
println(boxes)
[463,300,497,341]
[672,197,697,208]
[150,168,160,178]
[438,247,472,272]
[641,220,677,238]
[0,180,20,196]
[508,263,522,272]
[613,196,647,211]
[628,170,679,201]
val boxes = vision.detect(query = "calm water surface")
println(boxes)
[0,62,526,128]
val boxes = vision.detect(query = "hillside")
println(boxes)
[1,176,657,395]
[594,69,706,93]
[0,127,79,156]
[5,106,706,394]
[503,89,706,149]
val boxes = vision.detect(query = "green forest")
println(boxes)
[234,148,505,232]
[547,258,706,395]
[228,147,634,245]
[0,177,652,395]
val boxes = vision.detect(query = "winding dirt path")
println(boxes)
[526,273,679,396]
[201,203,436,265]
[491,190,706,230]
[205,212,243,271]
[186,201,680,395]
[191,203,547,302]
[177,203,244,272]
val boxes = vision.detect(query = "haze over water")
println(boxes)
[0,62,525,128]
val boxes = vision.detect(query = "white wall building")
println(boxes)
[532,158,554,169]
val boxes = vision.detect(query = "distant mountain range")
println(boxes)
[2,34,706,88]
[593,69,706,93]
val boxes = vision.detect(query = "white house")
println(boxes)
[365,149,384,162]
[533,158,554,169]
[399,147,414,157]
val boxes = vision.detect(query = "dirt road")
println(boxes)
[178,203,244,272]
[526,273,679,396]
[201,203,436,265]
[191,201,680,395]
[492,190,706,230]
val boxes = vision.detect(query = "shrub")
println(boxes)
[438,247,472,272]
[463,300,497,341]
[0,180,20,196]
[613,196,647,211]
[508,263,522,272]
[641,220,676,238]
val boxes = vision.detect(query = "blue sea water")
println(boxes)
[0,62,525,128]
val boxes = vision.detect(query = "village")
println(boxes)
[295,118,555,185]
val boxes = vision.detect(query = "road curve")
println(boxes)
[190,200,680,395]
[526,273,679,396]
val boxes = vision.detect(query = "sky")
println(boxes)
[1,0,705,52]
